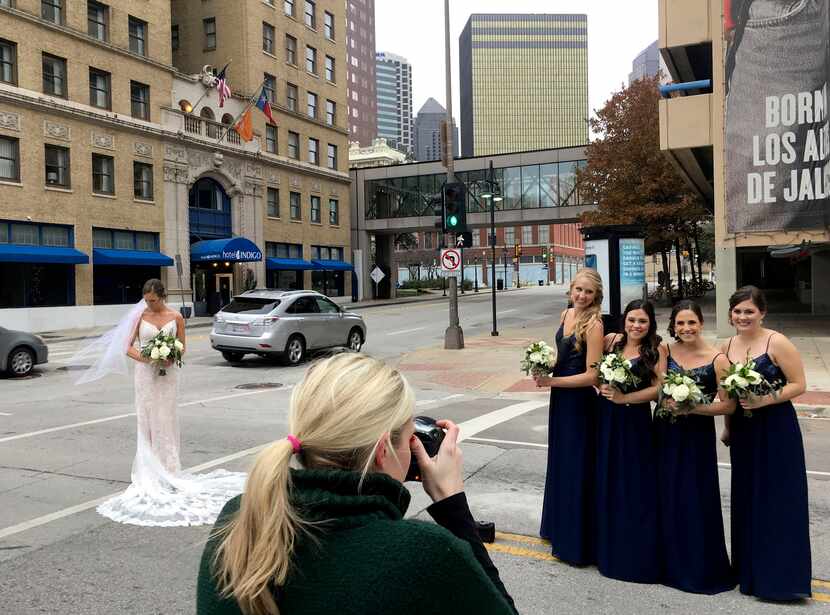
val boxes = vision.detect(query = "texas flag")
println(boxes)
[255,88,276,125]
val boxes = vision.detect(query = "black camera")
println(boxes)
[405,416,445,482]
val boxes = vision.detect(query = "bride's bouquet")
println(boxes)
[592,352,641,392]
[521,341,556,378]
[720,355,783,417]
[656,368,709,422]
[141,331,184,376]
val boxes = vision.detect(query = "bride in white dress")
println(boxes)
[75,278,246,527]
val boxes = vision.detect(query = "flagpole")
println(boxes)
[217,78,267,145]
[190,60,232,114]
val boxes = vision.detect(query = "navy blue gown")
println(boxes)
[596,356,659,583]
[654,353,735,594]
[728,337,812,600]
[540,322,598,565]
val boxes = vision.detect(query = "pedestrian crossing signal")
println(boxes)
[442,182,467,233]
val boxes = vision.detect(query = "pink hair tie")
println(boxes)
[286,434,302,455]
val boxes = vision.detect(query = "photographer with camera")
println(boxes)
[197,353,517,615]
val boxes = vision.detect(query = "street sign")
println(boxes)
[370,266,385,284]
[440,248,461,272]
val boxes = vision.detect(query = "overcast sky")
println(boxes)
[374,0,659,133]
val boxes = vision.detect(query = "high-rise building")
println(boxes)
[346,0,377,146]
[414,98,459,162]
[459,14,589,156]
[375,52,413,155]
[629,40,661,83]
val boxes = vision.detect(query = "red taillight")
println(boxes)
[254,316,280,326]
[259,343,272,349]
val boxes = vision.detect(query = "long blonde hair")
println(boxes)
[213,353,415,615]
[569,268,604,352]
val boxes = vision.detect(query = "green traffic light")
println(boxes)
[448,215,458,227]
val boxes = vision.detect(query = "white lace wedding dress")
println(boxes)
[96,318,246,527]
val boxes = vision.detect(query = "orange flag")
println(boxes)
[233,109,254,142]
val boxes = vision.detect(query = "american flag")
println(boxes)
[214,63,231,107]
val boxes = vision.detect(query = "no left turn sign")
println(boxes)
[441,248,461,272]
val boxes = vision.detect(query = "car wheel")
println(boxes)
[283,335,306,366]
[347,328,364,352]
[8,347,34,377]
[221,351,245,363]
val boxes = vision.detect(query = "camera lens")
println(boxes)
[405,416,446,482]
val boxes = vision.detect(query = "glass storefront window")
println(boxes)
[521,164,540,208]
[540,163,558,207]
[558,161,577,206]
[502,166,522,210]
[11,223,37,245]
[114,230,133,249]
[41,226,69,247]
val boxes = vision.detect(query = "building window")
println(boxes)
[203,17,216,50]
[324,11,334,39]
[42,53,67,98]
[290,191,301,220]
[304,0,315,28]
[0,38,16,85]
[310,195,321,223]
[265,125,277,153]
[472,231,481,247]
[305,45,316,74]
[504,227,514,246]
[171,24,179,51]
[285,34,296,64]
[262,21,275,54]
[92,153,114,194]
[0,136,19,181]
[307,91,317,118]
[522,225,532,245]
[133,161,153,200]
[327,144,337,170]
[41,0,62,24]
[267,187,279,217]
[89,67,111,109]
[285,132,300,160]
[44,144,70,187]
[325,100,335,126]
[263,73,276,102]
[128,16,147,56]
[329,198,338,225]
[130,81,149,120]
[87,1,108,41]
[325,55,335,82]
[308,138,319,165]
[42,225,70,247]
[286,82,298,111]
[539,225,549,245]
[284,0,294,17]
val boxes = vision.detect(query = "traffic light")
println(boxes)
[442,182,467,233]
[459,231,473,249]
[514,244,522,259]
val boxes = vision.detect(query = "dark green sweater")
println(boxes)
[196,469,517,615]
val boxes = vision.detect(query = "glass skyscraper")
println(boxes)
[375,52,413,155]
[459,14,589,156]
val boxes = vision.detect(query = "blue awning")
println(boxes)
[191,237,263,263]
[266,257,319,271]
[312,259,354,271]
[93,249,174,267]
[0,244,89,264]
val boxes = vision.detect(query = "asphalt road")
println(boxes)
[1,285,828,613]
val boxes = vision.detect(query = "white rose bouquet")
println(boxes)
[720,355,783,417]
[656,368,709,422]
[140,331,184,376]
[521,341,556,378]
[592,352,641,392]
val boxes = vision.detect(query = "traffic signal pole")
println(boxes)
[443,0,463,350]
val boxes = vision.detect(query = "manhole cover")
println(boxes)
[57,365,90,372]
[234,382,283,390]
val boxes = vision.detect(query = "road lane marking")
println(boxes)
[456,400,548,442]
[717,462,830,479]
[499,309,518,314]
[815,594,830,603]
[0,412,13,417]
[495,531,549,546]
[485,542,558,562]
[386,327,426,336]
[415,394,464,407]
[0,389,284,444]
[466,437,548,448]
[814,579,830,590]
[0,443,264,541]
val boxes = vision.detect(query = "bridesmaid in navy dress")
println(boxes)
[534,268,604,565]
[655,300,735,594]
[721,286,811,600]
[596,300,665,583]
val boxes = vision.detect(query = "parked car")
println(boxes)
[0,327,49,377]
[209,289,366,365]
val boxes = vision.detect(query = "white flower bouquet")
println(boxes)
[655,368,709,422]
[140,331,184,376]
[521,341,556,378]
[720,355,783,417]
[592,352,641,391]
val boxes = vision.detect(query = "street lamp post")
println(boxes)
[474,256,479,292]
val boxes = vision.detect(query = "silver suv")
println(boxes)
[209,289,366,365]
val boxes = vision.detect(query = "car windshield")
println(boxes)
[222,298,281,314]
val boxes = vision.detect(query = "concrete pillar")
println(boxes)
[162,160,191,309]
[715,244,737,338]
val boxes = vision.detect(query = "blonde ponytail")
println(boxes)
[570,268,604,352]
[214,353,415,615]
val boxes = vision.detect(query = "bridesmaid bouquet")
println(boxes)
[521,341,556,378]
[720,355,783,417]
[141,332,184,376]
[656,369,709,422]
[592,352,641,391]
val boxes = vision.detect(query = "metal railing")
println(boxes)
[183,115,241,145]
[659,80,712,98]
